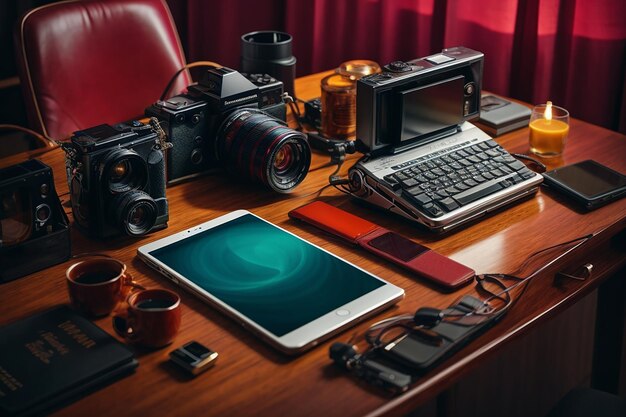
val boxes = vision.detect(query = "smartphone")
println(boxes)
[542,160,626,210]
[289,201,475,289]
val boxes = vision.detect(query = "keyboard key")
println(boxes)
[432,168,445,176]
[396,172,409,181]
[445,186,461,195]
[464,179,478,187]
[423,203,445,217]
[436,189,449,198]
[499,178,514,188]
[438,197,460,211]
[453,182,504,206]
[510,174,524,184]
[508,160,527,171]
[520,169,536,179]
[412,193,433,205]
[383,174,401,190]
[401,178,419,188]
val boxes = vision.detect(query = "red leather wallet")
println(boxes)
[289,201,475,289]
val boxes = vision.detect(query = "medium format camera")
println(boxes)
[356,46,484,155]
[0,159,70,281]
[146,67,310,192]
[66,121,168,238]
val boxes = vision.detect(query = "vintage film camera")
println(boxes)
[356,46,483,155]
[0,159,70,281]
[65,121,168,238]
[146,67,310,192]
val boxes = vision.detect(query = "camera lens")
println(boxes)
[111,190,157,236]
[216,108,310,193]
[100,149,148,194]
[34,204,51,225]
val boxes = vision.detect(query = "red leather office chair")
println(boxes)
[14,0,192,140]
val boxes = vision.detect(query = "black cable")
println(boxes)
[512,153,547,173]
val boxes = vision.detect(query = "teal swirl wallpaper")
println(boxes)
[150,214,385,336]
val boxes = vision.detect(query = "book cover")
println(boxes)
[0,306,137,417]
[476,95,532,136]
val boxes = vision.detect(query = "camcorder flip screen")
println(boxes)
[399,75,464,143]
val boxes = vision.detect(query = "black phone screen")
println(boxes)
[367,232,429,262]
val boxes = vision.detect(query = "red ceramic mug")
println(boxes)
[113,289,182,348]
[66,257,143,317]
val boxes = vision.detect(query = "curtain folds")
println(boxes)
[167,0,626,133]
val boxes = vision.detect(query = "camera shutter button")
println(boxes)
[387,61,411,72]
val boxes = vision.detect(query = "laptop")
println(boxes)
[348,47,543,233]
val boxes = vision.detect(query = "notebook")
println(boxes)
[0,306,137,416]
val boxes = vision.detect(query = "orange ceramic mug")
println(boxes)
[66,257,143,317]
[113,289,181,348]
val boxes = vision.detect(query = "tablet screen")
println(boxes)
[148,214,385,336]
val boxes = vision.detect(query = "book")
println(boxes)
[0,306,138,417]
[475,94,532,136]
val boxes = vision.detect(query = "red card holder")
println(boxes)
[289,201,475,290]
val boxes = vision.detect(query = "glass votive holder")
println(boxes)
[528,102,570,158]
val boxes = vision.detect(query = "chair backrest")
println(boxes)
[14,0,192,140]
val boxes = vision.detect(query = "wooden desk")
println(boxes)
[1,72,625,417]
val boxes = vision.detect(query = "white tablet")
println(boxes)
[137,210,404,354]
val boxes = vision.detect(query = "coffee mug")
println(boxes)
[113,289,181,348]
[66,257,143,317]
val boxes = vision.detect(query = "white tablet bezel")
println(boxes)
[137,210,404,355]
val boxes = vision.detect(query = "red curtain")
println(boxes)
[167,0,626,133]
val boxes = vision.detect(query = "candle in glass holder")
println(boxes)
[529,101,570,157]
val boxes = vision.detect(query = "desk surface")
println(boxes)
[1,72,625,417]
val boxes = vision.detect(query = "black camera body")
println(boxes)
[67,121,168,238]
[356,46,483,155]
[146,68,287,184]
[0,159,70,281]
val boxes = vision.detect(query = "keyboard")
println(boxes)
[381,140,537,218]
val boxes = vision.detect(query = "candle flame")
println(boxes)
[545,101,553,121]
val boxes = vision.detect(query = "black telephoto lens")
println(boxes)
[216,108,310,193]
